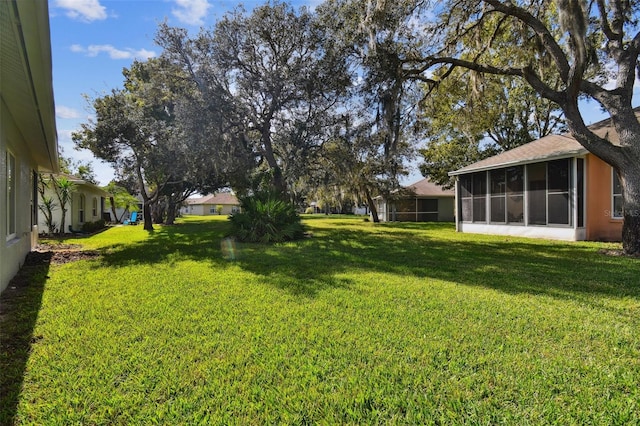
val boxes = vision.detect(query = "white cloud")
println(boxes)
[71,44,156,60]
[172,0,210,26]
[55,0,107,22]
[56,105,82,119]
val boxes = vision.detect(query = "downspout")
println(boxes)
[454,177,460,232]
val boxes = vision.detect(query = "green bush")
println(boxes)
[81,219,106,234]
[229,191,305,243]
[304,207,314,214]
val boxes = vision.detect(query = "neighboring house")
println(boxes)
[375,178,455,222]
[183,193,240,216]
[449,113,630,242]
[1,0,59,292]
[39,174,111,233]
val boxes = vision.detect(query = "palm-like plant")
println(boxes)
[229,191,305,243]
[52,176,76,235]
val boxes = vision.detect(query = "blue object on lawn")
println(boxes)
[129,211,138,224]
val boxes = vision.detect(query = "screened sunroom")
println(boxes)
[450,131,623,242]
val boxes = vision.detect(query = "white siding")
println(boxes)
[1,102,40,292]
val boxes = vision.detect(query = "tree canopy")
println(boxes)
[71,0,640,252]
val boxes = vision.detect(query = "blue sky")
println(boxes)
[50,0,619,187]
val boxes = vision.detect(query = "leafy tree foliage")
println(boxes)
[73,58,225,230]
[419,70,565,188]
[58,147,99,185]
[311,0,425,218]
[37,175,58,235]
[157,2,349,196]
[358,0,640,253]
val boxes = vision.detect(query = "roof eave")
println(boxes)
[448,149,589,176]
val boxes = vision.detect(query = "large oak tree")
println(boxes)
[368,0,640,253]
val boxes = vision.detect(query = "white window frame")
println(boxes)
[79,194,86,223]
[6,150,17,240]
[612,168,623,219]
[92,197,98,217]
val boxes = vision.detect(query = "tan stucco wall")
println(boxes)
[585,154,623,241]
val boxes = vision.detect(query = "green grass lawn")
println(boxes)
[2,216,639,424]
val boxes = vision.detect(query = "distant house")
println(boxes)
[375,178,455,222]
[449,113,629,242]
[1,0,59,292]
[38,174,111,233]
[182,193,241,216]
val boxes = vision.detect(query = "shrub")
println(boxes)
[229,191,305,243]
[304,207,314,214]
[81,219,106,234]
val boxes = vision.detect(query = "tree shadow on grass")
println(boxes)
[96,219,639,304]
[0,251,51,425]
[229,223,640,307]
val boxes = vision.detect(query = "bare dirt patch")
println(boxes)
[34,244,101,265]
[597,248,640,258]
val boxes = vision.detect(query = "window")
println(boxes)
[527,162,547,225]
[461,161,572,227]
[209,207,216,214]
[92,198,98,217]
[417,198,439,222]
[506,166,524,223]
[394,199,415,221]
[547,159,570,224]
[460,174,472,222]
[32,170,38,227]
[577,159,584,227]
[79,194,85,223]
[526,160,571,226]
[612,169,623,218]
[460,172,487,222]
[6,151,16,238]
[488,166,523,224]
[490,169,506,223]
[459,172,488,222]
[472,172,487,222]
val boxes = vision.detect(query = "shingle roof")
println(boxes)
[406,178,454,196]
[449,134,586,175]
[186,193,239,205]
[449,109,636,176]
[44,173,111,197]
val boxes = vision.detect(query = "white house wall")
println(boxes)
[38,185,106,233]
[458,223,584,241]
[185,204,238,216]
[1,101,40,292]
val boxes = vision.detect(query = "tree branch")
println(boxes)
[483,0,571,83]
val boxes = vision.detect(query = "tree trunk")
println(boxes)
[621,169,640,255]
[165,199,177,225]
[109,196,119,223]
[261,124,287,194]
[143,200,154,231]
[365,188,379,223]
[59,208,67,235]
